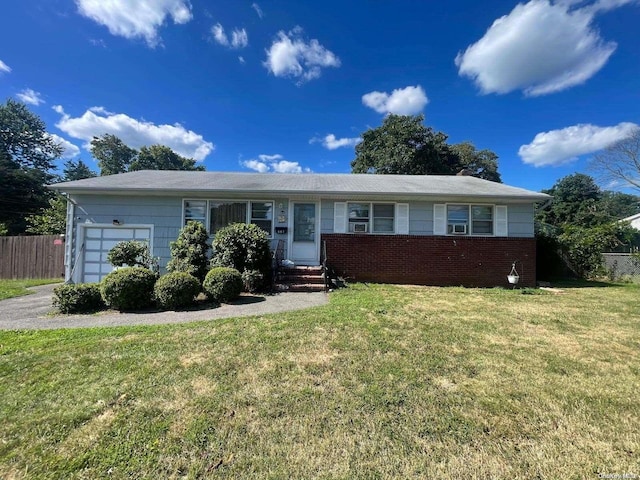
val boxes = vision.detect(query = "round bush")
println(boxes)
[154,272,201,310]
[203,267,243,303]
[100,266,156,311]
[53,283,105,313]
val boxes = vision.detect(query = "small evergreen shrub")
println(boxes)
[241,269,264,293]
[107,240,158,273]
[211,223,271,291]
[203,267,243,303]
[167,221,210,282]
[154,272,201,310]
[100,266,156,311]
[53,283,104,313]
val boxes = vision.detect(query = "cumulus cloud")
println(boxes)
[311,134,361,150]
[241,154,311,173]
[455,0,634,96]
[0,59,11,74]
[54,105,214,161]
[212,23,248,49]
[75,0,192,47]
[362,85,428,115]
[518,122,640,166]
[252,3,264,18]
[48,133,81,159]
[16,88,45,106]
[263,27,340,84]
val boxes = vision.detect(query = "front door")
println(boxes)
[290,202,319,265]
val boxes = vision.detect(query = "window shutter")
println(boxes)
[396,203,409,234]
[434,204,446,235]
[334,202,347,233]
[495,205,508,237]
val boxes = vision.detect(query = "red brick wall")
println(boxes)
[322,234,537,287]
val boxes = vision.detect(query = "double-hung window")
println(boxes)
[183,200,274,237]
[347,202,395,233]
[447,204,493,235]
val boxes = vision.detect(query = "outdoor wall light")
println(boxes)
[112,219,121,225]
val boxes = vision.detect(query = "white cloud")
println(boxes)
[75,0,192,47]
[518,122,640,166]
[16,88,45,106]
[54,105,214,161]
[241,153,311,173]
[263,27,340,84]
[212,23,248,49]
[0,59,11,74]
[454,0,632,96]
[311,134,361,150]
[48,133,81,159]
[252,3,264,18]
[238,56,246,64]
[362,85,428,115]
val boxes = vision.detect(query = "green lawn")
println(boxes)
[0,278,61,301]
[0,283,638,479]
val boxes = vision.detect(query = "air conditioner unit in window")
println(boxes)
[350,222,369,233]
[450,223,467,234]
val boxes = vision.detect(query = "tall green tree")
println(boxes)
[130,145,204,171]
[90,134,137,176]
[0,99,62,234]
[63,159,97,181]
[450,141,502,182]
[351,114,501,181]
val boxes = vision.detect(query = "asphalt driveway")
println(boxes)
[0,283,328,330]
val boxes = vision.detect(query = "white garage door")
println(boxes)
[81,225,152,283]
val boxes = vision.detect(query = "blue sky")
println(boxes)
[1,0,639,192]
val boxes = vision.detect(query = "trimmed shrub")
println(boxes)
[203,267,243,303]
[211,223,271,291]
[107,240,158,273]
[53,283,104,313]
[241,269,264,293]
[167,221,210,282]
[154,272,201,310]
[100,266,156,311]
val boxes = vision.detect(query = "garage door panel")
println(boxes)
[80,225,152,283]
[104,228,134,239]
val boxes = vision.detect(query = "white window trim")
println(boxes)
[444,203,497,237]
[182,199,275,238]
[344,201,398,235]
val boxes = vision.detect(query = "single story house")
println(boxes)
[50,170,549,287]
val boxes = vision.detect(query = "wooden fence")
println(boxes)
[0,235,65,279]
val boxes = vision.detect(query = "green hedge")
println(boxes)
[53,283,104,314]
[203,267,243,303]
[154,272,201,310]
[100,267,156,311]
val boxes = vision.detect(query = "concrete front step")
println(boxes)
[275,283,326,292]
[278,274,324,284]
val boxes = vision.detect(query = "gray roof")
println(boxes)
[49,170,549,201]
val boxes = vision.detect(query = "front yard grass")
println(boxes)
[0,283,638,478]
[0,278,61,301]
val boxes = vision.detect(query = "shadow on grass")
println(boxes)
[549,279,620,289]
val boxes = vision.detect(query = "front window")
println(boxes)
[210,201,247,234]
[348,202,395,233]
[447,204,493,235]
[184,200,274,237]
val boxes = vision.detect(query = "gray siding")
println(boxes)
[409,202,433,235]
[320,200,334,234]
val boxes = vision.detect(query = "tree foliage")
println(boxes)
[63,159,97,181]
[536,173,640,279]
[0,100,62,234]
[90,134,204,175]
[90,134,137,176]
[590,129,640,192]
[351,114,501,181]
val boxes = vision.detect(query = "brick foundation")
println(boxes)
[321,234,537,288]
